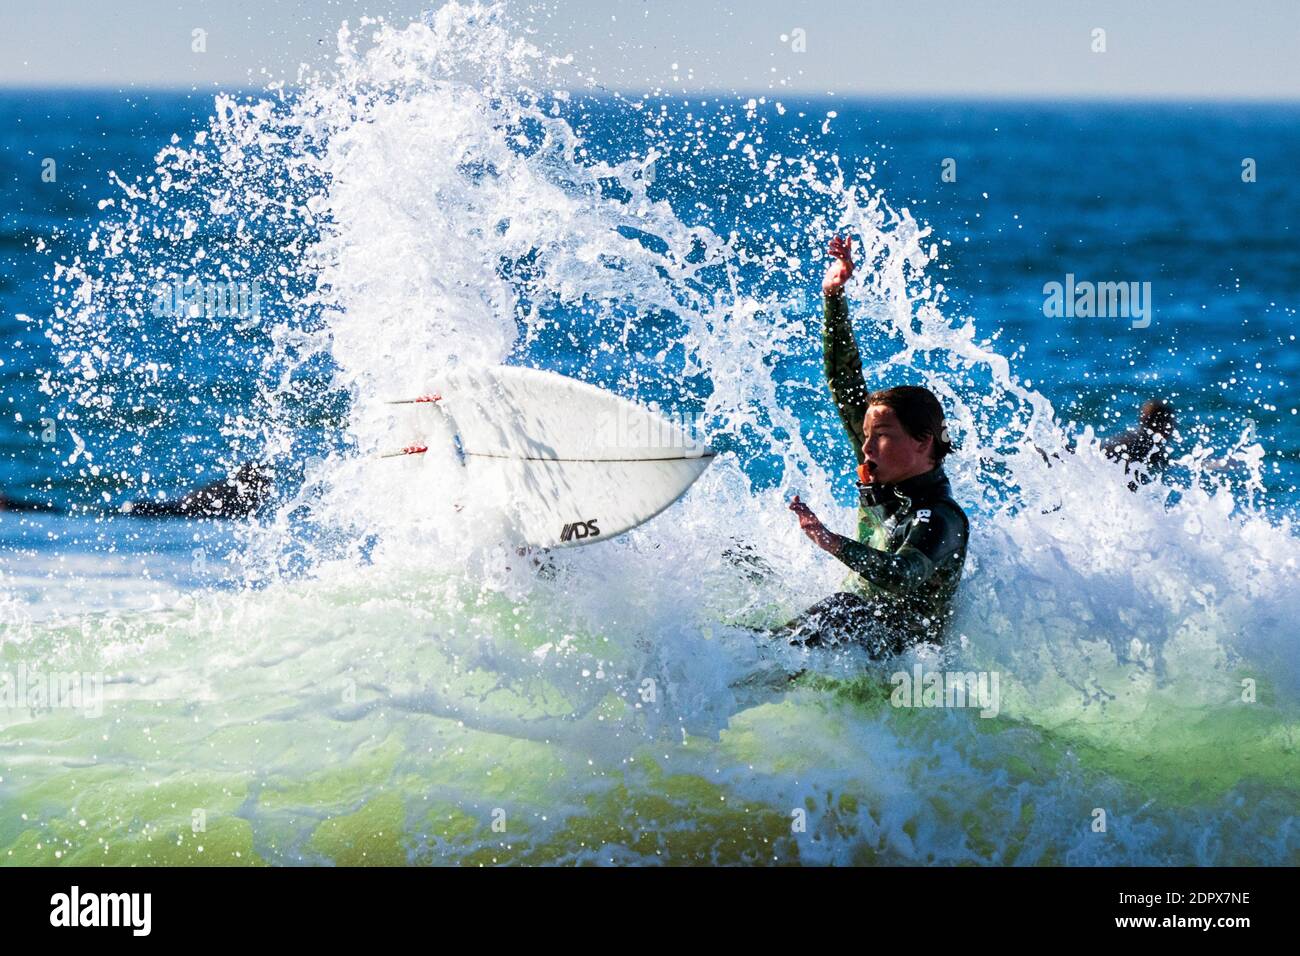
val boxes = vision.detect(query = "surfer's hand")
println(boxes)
[822,235,854,295]
[789,495,842,554]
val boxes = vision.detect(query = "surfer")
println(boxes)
[1027,398,1175,494]
[1,462,271,519]
[775,236,969,658]
[0,490,58,513]
[1101,398,1175,486]
[120,462,272,518]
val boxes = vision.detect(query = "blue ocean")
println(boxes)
[1,7,1297,865]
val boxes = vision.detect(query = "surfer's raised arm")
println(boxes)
[822,235,869,465]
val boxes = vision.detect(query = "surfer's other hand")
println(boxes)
[822,235,854,295]
[789,495,842,553]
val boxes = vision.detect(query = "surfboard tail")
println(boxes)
[375,365,716,548]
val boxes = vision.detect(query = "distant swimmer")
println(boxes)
[1,463,271,519]
[1102,398,1175,487]
[772,236,970,658]
[0,490,59,513]
[120,462,272,518]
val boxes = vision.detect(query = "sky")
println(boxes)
[1,0,1298,99]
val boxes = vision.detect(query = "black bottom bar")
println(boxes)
[0,865,1285,941]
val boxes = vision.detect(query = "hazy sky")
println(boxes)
[2,0,1298,99]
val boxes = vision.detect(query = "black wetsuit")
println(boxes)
[1102,427,1169,489]
[121,464,271,518]
[775,290,969,656]
[0,491,58,513]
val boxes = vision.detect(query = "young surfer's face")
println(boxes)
[860,405,934,485]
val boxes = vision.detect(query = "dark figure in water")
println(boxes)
[774,236,970,658]
[121,462,272,518]
[0,491,58,513]
[1102,399,1175,486]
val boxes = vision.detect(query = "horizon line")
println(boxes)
[2,83,1300,106]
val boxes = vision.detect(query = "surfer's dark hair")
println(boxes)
[1139,398,1175,436]
[867,386,953,464]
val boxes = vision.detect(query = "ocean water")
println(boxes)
[1,3,1297,865]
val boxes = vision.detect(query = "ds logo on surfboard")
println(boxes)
[560,519,600,542]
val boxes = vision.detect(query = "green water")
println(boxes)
[2,565,1296,866]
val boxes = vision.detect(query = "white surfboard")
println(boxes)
[386,365,715,549]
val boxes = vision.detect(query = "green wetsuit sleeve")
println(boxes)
[823,290,868,465]
[834,504,966,591]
